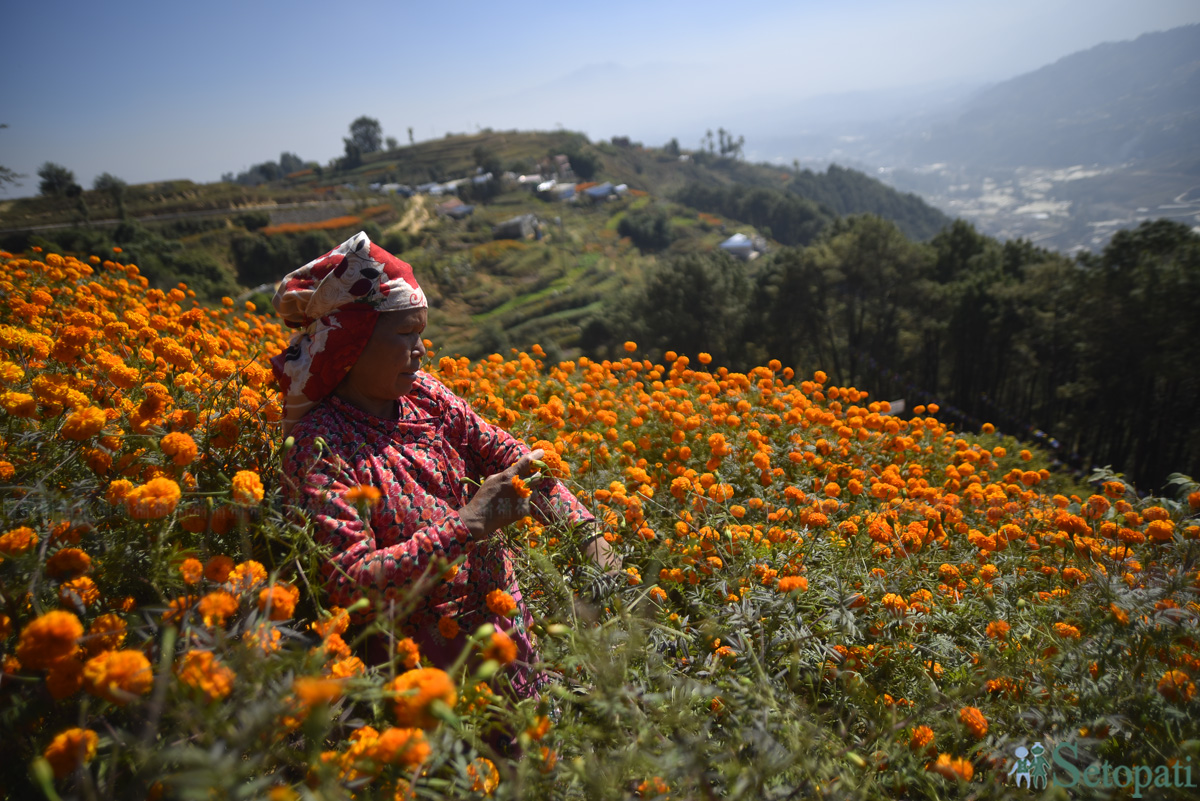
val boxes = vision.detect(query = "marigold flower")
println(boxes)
[329,656,365,678]
[1157,670,1195,704]
[123,477,182,519]
[177,650,235,702]
[84,614,127,655]
[927,753,973,782]
[226,559,267,592]
[60,406,107,440]
[387,667,457,729]
[438,615,459,640]
[510,474,532,499]
[17,610,82,669]
[468,757,500,793]
[0,525,38,556]
[231,470,264,505]
[343,484,382,506]
[198,591,239,627]
[373,726,431,768]
[1053,622,1082,639]
[959,706,987,739]
[105,479,135,505]
[43,727,98,778]
[292,676,343,711]
[985,620,1010,640]
[396,636,421,669]
[777,575,808,593]
[59,576,100,608]
[909,725,935,752]
[204,555,234,583]
[82,649,153,704]
[178,557,203,585]
[258,583,300,621]
[159,432,198,466]
[0,391,38,418]
[483,630,518,665]
[486,588,517,617]
[311,607,350,639]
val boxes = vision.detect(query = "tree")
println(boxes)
[0,125,22,189]
[385,136,399,152]
[407,127,414,146]
[346,116,383,154]
[93,172,128,218]
[663,138,680,157]
[279,152,305,174]
[38,162,81,197]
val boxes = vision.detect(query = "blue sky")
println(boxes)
[1,0,1197,196]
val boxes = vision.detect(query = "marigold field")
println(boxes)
[1,247,1198,800]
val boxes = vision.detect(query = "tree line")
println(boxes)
[597,216,1200,491]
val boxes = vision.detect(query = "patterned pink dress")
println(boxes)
[281,371,595,698]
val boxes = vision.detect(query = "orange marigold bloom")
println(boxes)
[43,727,98,779]
[231,470,264,505]
[777,575,808,593]
[292,676,343,712]
[468,757,500,793]
[82,649,153,704]
[0,525,38,556]
[177,650,235,702]
[959,706,988,739]
[1157,670,1196,704]
[1053,622,1082,639]
[85,614,127,655]
[396,637,421,669]
[985,620,1010,640]
[437,615,459,640]
[881,593,909,616]
[226,559,268,592]
[17,610,82,669]
[510,474,532,499]
[311,607,350,639]
[258,583,300,621]
[105,479,134,505]
[178,557,203,585]
[483,630,518,665]
[204,555,234,583]
[910,725,935,752]
[486,588,518,617]
[46,547,91,579]
[343,484,382,506]
[198,591,239,627]
[60,406,107,440]
[123,477,182,519]
[329,656,365,678]
[59,576,100,608]
[927,753,973,782]
[387,667,457,729]
[159,432,198,466]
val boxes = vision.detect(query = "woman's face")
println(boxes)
[336,308,428,416]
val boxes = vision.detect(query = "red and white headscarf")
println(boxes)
[270,231,426,436]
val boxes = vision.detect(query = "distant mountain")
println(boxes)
[905,25,1200,168]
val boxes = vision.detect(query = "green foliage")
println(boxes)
[616,204,675,252]
[675,182,831,246]
[347,115,384,154]
[38,162,81,198]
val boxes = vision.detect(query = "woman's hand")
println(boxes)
[458,448,545,539]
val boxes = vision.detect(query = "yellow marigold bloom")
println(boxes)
[329,656,365,678]
[909,725,935,752]
[0,525,38,556]
[59,576,100,608]
[198,591,239,627]
[482,630,518,665]
[958,706,988,739]
[927,753,973,782]
[881,593,909,616]
[43,727,98,779]
[159,432,198,467]
[486,588,517,617]
[468,757,500,793]
[46,547,91,579]
[123,477,182,519]
[177,650,235,702]
[343,484,382,506]
[82,649,153,704]
[0,391,38,418]
[1157,670,1195,704]
[387,667,457,729]
[16,610,83,669]
[105,478,135,506]
[0,460,14,480]
[231,470,264,505]
[227,560,268,592]
[257,583,299,621]
[777,575,808,593]
[60,406,107,440]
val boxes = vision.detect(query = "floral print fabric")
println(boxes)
[281,370,595,697]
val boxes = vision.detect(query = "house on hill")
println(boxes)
[719,232,767,260]
[493,213,542,240]
[436,198,475,219]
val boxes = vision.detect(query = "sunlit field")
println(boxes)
[1,247,1197,800]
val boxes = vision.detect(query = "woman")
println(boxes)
[271,231,612,698]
